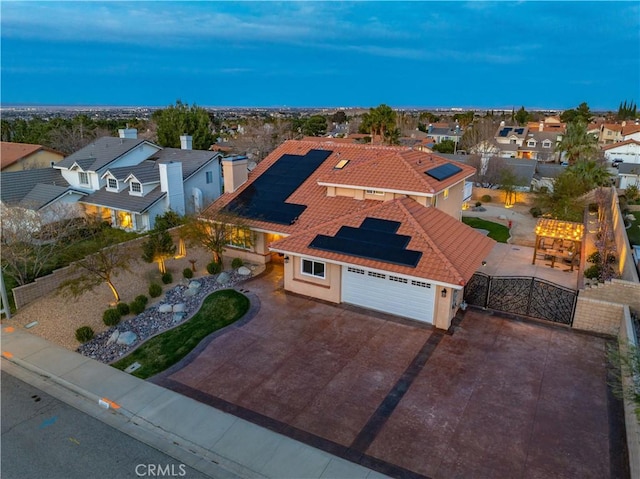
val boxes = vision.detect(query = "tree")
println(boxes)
[181,212,253,266]
[500,168,520,207]
[359,104,396,144]
[460,118,498,157]
[514,106,531,126]
[453,111,475,128]
[141,229,176,274]
[555,121,598,164]
[58,236,133,304]
[431,139,456,154]
[152,100,215,150]
[618,100,638,121]
[560,102,593,124]
[330,111,347,124]
[302,115,328,137]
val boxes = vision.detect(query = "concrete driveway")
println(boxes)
[155,265,626,479]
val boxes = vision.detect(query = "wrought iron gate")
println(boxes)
[464,273,577,326]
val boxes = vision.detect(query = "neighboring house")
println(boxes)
[203,139,495,329]
[526,118,566,134]
[425,122,463,145]
[602,139,640,165]
[622,123,640,142]
[3,129,223,231]
[531,164,565,192]
[493,123,561,161]
[597,123,623,146]
[1,142,64,172]
[618,163,640,190]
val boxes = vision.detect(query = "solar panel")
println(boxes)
[308,216,422,268]
[224,149,332,225]
[425,163,463,181]
[515,128,525,134]
[360,217,401,233]
[498,128,512,137]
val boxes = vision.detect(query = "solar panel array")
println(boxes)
[425,163,463,181]
[309,216,422,267]
[224,149,332,225]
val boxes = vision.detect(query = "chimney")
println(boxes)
[180,134,193,150]
[538,121,544,132]
[500,120,505,127]
[159,161,185,215]
[428,124,433,134]
[222,156,248,193]
[118,128,138,139]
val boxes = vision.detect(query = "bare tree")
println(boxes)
[460,118,498,157]
[467,155,507,188]
[230,118,297,162]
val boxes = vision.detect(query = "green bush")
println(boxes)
[231,258,244,269]
[584,264,601,280]
[135,295,148,306]
[183,267,194,279]
[529,207,542,218]
[588,203,598,213]
[75,326,95,343]
[207,261,221,275]
[480,194,492,203]
[475,201,482,207]
[129,299,146,315]
[149,283,163,298]
[116,302,130,316]
[161,272,173,284]
[103,308,121,326]
[588,251,616,265]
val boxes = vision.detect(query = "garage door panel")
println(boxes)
[342,266,435,323]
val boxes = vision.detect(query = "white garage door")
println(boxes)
[341,266,435,323]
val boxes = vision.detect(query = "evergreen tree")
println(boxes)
[152,100,215,150]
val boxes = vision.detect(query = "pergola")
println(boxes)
[532,218,584,270]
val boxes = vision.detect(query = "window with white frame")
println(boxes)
[542,140,552,148]
[206,171,214,184]
[107,178,118,190]
[79,172,89,185]
[527,140,536,147]
[302,259,325,278]
[130,182,142,194]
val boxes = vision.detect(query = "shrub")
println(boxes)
[475,201,482,208]
[103,308,121,326]
[231,258,244,269]
[75,326,95,343]
[149,283,163,298]
[529,207,542,218]
[480,194,492,203]
[588,251,616,265]
[135,295,148,306]
[588,203,598,213]
[207,261,221,275]
[129,299,146,315]
[161,272,173,284]
[116,302,130,316]
[584,264,601,280]
[183,267,194,279]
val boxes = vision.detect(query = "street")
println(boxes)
[1,371,212,479]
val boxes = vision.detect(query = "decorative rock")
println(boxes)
[116,331,138,346]
[172,313,185,323]
[188,280,201,290]
[173,303,185,312]
[107,330,120,345]
[498,214,507,220]
[237,266,251,276]
[184,288,197,297]
[158,304,173,313]
[216,272,230,284]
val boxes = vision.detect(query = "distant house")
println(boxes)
[2,129,224,231]
[622,122,640,142]
[532,164,566,192]
[1,142,64,172]
[618,163,640,190]
[492,123,561,162]
[602,139,640,165]
[425,122,463,145]
[203,140,494,329]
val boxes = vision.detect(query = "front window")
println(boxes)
[443,188,449,200]
[542,140,552,148]
[226,226,252,249]
[130,182,142,193]
[206,171,213,184]
[302,259,325,279]
[107,178,118,190]
[79,172,89,185]
[527,140,536,147]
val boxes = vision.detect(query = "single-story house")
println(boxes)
[203,140,495,329]
[618,163,640,190]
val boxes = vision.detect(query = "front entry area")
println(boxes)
[341,266,435,323]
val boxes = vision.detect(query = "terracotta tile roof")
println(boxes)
[270,196,495,286]
[1,142,62,170]
[622,124,640,136]
[602,139,640,150]
[203,140,475,235]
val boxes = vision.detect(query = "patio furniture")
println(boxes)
[532,218,584,270]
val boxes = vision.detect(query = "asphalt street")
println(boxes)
[1,370,212,479]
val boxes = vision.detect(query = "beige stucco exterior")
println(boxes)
[284,256,342,303]
[3,149,64,172]
[433,181,464,219]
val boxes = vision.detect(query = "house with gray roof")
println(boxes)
[4,129,224,231]
[618,162,640,190]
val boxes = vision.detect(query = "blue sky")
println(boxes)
[1,1,638,110]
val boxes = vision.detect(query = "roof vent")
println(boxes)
[334,159,350,169]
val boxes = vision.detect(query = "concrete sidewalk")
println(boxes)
[1,326,387,479]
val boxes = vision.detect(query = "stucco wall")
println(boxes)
[572,296,625,336]
[3,150,64,172]
[434,181,465,219]
[611,188,639,282]
[284,256,341,303]
[472,187,535,206]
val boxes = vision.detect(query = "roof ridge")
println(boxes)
[396,198,465,285]
[396,150,439,193]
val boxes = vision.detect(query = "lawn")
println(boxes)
[112,289,250,379]
[462,217,510,243]
[627,211,640,246]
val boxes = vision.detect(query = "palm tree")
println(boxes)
[570,159,611,190]
[555,121,598,164]
[360,104,396,144]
